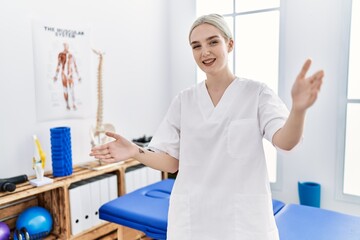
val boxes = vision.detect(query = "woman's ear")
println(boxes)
[227,39,234,52]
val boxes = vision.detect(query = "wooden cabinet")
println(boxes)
[0,159,152,240]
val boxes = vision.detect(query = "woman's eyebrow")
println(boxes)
[190,35,220,46]
[206,35,220,41]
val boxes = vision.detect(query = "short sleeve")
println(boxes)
[258,84,289,145]
[148,95,181,160]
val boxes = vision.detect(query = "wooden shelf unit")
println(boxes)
[0,159,147,240]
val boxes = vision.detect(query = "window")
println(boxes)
[342,0,360,198]
[196,0,280,183]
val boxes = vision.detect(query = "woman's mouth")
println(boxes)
[202,58,216,66]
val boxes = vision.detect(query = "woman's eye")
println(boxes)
[210,41,218,46]
[192,45,201,49]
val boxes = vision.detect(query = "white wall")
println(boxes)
[0,0,172,177]
[272,0,360,216]
[167,0,197,98]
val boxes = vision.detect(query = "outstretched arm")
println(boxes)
[272,59,324,150]
[90,132,179,173]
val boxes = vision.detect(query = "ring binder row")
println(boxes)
[125,164,162,194]
[69,173,118,235]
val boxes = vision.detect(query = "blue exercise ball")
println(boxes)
[0,222,10,240]
[15,206,53,239]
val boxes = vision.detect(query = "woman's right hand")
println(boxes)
[89,132,138,163]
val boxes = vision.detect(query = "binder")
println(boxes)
[99,175,110,205]
[125,168,135,193]
[147,167,162,185]
[89,178,102,227]
[139,166,148,189]
[79,181,93,231]
[125,165,162,193]
[69,183,84,235]
[133,167,141,191]
[108,174,118,201]
[98,174,111,224]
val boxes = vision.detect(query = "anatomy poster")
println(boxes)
[32,20,93,121]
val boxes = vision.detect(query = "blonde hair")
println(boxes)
[189,14,233,43]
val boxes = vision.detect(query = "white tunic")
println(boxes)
[149,78,289,240]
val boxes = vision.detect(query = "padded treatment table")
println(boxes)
[275,204,360,240]
[100,179,174,239]
[272,199,285,215]
[100,178,286,239]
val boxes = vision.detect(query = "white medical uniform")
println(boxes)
[149,78,290,240]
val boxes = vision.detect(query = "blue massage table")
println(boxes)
[276,203,360,240]
[100,179,173,239]
[99,179,285,239]
[272,198,285,215]
[100,179,360,239]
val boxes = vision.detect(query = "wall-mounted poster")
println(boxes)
[32,20,92,121]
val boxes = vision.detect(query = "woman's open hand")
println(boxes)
[89,132,137,163]
[291,59,324,111]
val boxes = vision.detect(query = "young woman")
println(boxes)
[90,14,324,240]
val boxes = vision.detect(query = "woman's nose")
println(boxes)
[202,49,210,57]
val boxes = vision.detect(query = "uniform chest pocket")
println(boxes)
[227,119,262,158]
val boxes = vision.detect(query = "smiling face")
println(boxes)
[190,23,233,77]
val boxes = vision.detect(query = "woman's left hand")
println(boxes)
[291,59,324,111]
